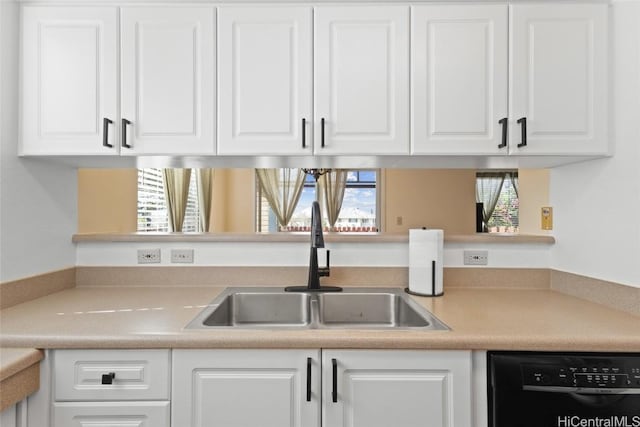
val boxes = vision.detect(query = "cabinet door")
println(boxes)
[323,350,472,427]
[218,6,312,155]
[510,4,608,155]
[412,5,508,155]
[1,403,19,427]
[21,7,118,155]
[172,349,321,427]
[314,6,410,155]
[53,401,169,427]
[121,7,215,155]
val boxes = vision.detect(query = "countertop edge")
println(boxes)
[0,348,43,382]
[0,348,43,412]
[1,335,638,352]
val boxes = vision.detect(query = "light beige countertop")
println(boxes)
[1,286,638,351]
[0,348,43,411]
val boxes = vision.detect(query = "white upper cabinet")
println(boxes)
[217,7,312,155]
[21,7,118,155]
[120,7,216,155]
[412,5,508,155]
[314,6,410,155]
[509,4,608,155]
[412,3,607,157]
[19,3,609,160]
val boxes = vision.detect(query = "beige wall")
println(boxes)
[518,169,550,234]
[210,170,228,232]
[211,169,255,232]
[77,169,137,233]
[383,169,477,234]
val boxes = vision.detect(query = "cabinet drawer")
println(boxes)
[54,350,170,401]
[53,401,170,427]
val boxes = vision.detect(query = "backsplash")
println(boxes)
[75,240,551,269]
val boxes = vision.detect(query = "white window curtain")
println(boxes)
[476,172,506,228]
[162,168,192,232]
[508,172,519,198]
[196,168,214,232]
[319,169,349,230]
[256,168,306,229]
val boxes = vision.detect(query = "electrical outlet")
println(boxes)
[171,249,194,264]
[464,250,488,266]
[396,216,403,226]
[137,249,161,264]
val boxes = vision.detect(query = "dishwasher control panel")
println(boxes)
[522,355,640,392]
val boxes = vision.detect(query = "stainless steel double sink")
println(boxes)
[186,287,449,331]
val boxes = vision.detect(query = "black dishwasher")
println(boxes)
[488,351,640,427]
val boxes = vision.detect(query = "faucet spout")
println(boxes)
[285,201,341,293]
[311,201,325,249]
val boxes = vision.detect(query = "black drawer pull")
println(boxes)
[321,118,326,148]
[517,117,527,148]
[306,357,312,402]
[102,118,113,148]
[122,118,132,149]
[332,358,337,403]
[101,372,115,385]
[302,118,307,149]
[498,117,507,149]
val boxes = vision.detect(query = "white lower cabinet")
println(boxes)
[172,349,471,427]
[53,401,170,427]
[47,349,471,427]
[324,350,472,427]
[172,349,321,427]
[51,349,171,427]
[1,401,26,427]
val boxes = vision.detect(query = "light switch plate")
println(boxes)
[541,207,553,230]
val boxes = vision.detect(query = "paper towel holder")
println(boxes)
[404,260,444,297]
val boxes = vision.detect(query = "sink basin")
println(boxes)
[186,287,448,331]
[201,291,310,327]
[318,292,431,328]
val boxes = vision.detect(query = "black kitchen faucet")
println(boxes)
[285,201,341,292]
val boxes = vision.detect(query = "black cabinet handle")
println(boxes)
[517,117,527,148]
[101,372,115,385]
[306,357,312,402]
[498,117,507,149]
[332,358,337,403]
[302,118,307,149]
[321,118,326,148]
[102,118,113,148]
[121,118,132,149]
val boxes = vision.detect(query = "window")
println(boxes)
[256,169,379,232]
[476,171,519,233]
[332,170,377,231]
[137,169,201,232]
